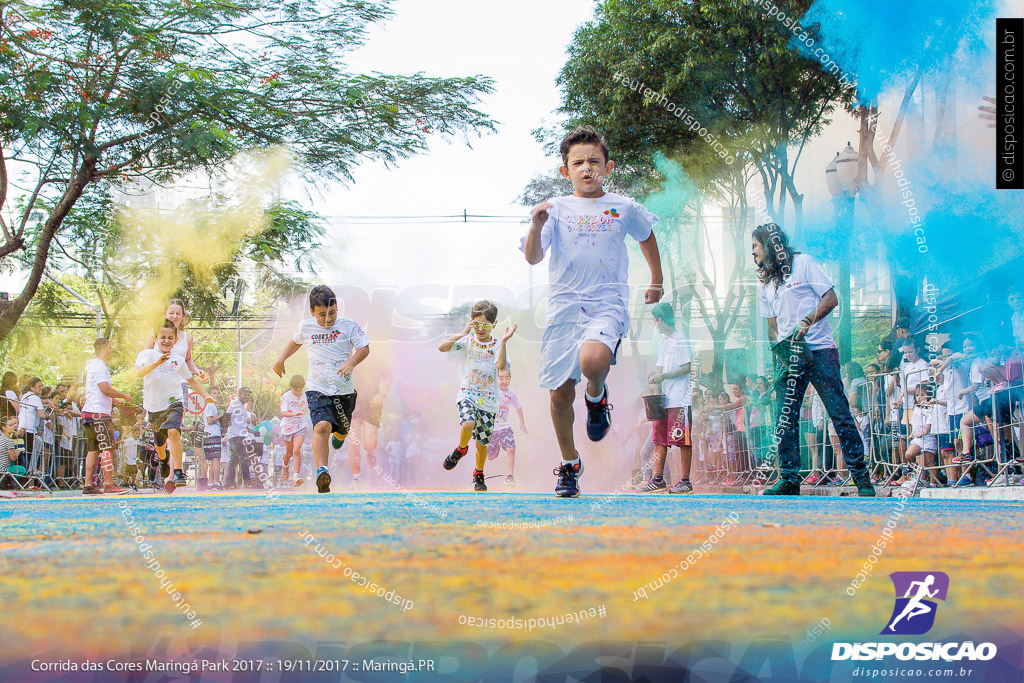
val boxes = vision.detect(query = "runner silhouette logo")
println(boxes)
[881,571,949,635]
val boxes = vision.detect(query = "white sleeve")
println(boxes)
[624,200,657,242]
[446,334,470,361]
[134,350,152,368]
[803,256,835,298]
[292,319,306,346]
[757,285,775,318]
[350,322,369,350]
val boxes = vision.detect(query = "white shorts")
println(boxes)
[910,437,937,453]
[538,308,627,390]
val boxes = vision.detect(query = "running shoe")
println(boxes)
[158,456,170,480]
[585,387,612,442]
[208,482,223,491]
[668,479,694,494]
[505,475,516,487]
[852,473,876,497]
[348,477,361,490]
[954,473,973,487]
[173,470,187,489]
[293,477,304,487]
[805,472,822,485]
[553,457,584,498]
[82,485,102,495]
[951,452,974,464]
[102,483,128,495]
[163,478,176,494]
[634,478,668,493]
[316,469,332,493]
[473,471,487,492]
[761,479,800,495]
[443,446,467,470]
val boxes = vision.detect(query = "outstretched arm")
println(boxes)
[273,341,302,378]
[637,233,663,304]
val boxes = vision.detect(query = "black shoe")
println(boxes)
[853,473,876,497]
[172,470,187,489]
[473,471,487,491]
[762,479,800,496]
[443,446,467,470]
[158,457,170,480]
[553,457,584,498]
[585,388,612,442]
[316,470,331,493]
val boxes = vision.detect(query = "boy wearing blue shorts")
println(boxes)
[273,285,369,493]
[521,126,663,497]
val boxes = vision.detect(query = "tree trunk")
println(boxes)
[0,160,95,343]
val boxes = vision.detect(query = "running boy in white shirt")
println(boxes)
[522,126,663,498]
[279,375,309,487]
[273,285,370,494]
[136,320,214,492]
[487,366,527,487]
[438,300,516,492]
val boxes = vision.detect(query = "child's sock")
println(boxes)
[585,385,606,403]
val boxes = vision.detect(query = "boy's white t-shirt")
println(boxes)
[494,388,521,431]
[84,357,113,415]
[447,334,501,413]
[135,350,192,412]
[225,399,250,439]
[292,317,369,396]
[519,192,656,327]
[203,402,221,437]
[279,390,309,434]
[19,392,43,433]
[123,437,138,465]
[756,253,836,350]
[657,330,693,408]
[969,358,991,403]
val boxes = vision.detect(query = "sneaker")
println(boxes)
[173,470,187,489]
[505,475,516,487]
[954,474,973,488]
[1008,474,1024,485]
[989,472,1008,487]
[634,478,668,493]
[158,456,170,480]
[294,477,304,487]
[952,452,974,464]
[209,482,223,491]
[852,474,876,497]
[348,477,361,490]
[553,457,584,498]
[331,432,345,450]
[82,485,102,495]
[805,472,822,485]
[584,387,612,442]
[761,479,800,496]
[443,446,467,470]
[668,479,694,494]
[102,483,128,495]
[316,469,332,493]
[473,471,487,491]
[163,478,176,494]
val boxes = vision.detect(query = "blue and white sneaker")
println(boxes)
[954,473,973,488]
[316,468,332,493]
[585,387,612,441]
[554,457,584,498]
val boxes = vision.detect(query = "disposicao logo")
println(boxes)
[832,571,997,662]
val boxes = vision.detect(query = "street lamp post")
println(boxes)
[826,143,858,364]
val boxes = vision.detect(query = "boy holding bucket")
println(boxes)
[636,302,694,494]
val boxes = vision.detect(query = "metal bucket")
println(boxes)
[642,393,668,421]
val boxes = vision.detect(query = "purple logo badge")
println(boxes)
[881,572,949,635]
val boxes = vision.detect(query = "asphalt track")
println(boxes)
[1,490,1021,680]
